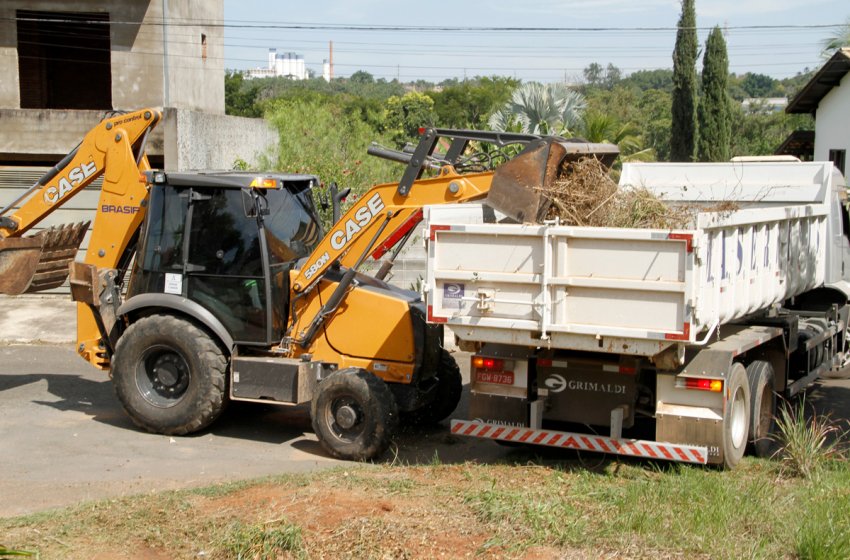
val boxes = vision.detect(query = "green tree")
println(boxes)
[603,63,623,89]
[487,82,586,135]
[584,63,604,88]
[427,76,518,129]
[384,91,436,147]
[729,106,813,157]
[639,89,673,161]
[621,69,674,92]
[697,26,731,162]
[740,73,777,98]
[224,71,262,117]
[581,112,652,164]
[349,70,375,84]
[264,99,398,227]
[670,0,698,162]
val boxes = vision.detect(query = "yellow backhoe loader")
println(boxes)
[0,108,617,460]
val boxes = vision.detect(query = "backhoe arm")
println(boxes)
[0,109,160,239]
[0,109,162,368]
[291,166,493,294]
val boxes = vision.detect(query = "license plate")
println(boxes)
[477,371,514,385]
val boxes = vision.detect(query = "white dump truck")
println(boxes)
[424,159,849,468]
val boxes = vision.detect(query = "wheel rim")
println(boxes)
[135,345,191,408]
[322,395,365,443]
[730,384,748,449]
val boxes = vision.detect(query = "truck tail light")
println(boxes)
[683,378,723,392]
[472,356,506,372]
[472,355,515,386]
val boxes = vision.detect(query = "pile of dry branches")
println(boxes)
[538,158,693,229]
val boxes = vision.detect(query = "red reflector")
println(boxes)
[418,127,425,135]
[685,378,723,392]
[619,366,636,375]
[537,358,553,367]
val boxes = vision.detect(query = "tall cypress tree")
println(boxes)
[670,0,698,162]
[697,26,731,161]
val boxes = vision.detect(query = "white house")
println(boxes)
[786,47,850,177]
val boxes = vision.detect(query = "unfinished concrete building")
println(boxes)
[0,0,278,291]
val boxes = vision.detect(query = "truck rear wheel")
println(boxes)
[403,350,462,425]
[721,362,750,469]
[112,314,228,435]
[311,368,398,461]
[747,360,777,458]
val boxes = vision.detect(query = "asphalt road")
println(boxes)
[0,344,508,517]
[2,344,850,517]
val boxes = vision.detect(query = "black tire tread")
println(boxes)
[311,368,398,461]
[112,314,228,436]
[403,349,463,425]
[746,360,777,458]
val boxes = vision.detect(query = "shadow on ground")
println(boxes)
[8,371,849,470]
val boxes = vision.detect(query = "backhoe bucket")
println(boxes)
[0,222,90,295]
[486,139,619,223]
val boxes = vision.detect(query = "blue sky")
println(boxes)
[223,0,849,81]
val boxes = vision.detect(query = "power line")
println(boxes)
[3,15,846,33]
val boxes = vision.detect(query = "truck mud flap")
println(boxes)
[450,419,708,465]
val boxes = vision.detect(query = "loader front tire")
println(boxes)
[403,349,462,425]
[112,314,228,435]
[311,368,398,461]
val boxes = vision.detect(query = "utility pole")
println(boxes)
[329,40,334,79]
[162,0,170,106]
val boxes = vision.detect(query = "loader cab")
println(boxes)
[127,172,324,345]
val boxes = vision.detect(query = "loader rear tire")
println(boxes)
[112,314,228,435]
[311,368,398,461]
[403,350,462,425]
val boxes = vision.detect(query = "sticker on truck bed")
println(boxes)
[443,282,464,309]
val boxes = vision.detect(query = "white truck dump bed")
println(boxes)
[424,161,842,358]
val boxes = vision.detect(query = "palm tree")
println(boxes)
[488,82,586,136]
[822,19,850,56]
[581,112,653,162]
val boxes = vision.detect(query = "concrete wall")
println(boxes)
[0,0,223,113]
[162,109,278,171]
[815,71,850,177]
[0,109,165,160]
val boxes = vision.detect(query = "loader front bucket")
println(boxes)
[486,138,620,223]
[0,222,90,295]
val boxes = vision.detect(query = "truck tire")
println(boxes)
[112,314,228,435]
[746,361,777,458]
[311,368,398,461]
[721,362,750,469]
[403,350,463,425]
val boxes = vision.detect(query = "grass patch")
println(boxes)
[216,519,305,560]
[4,459,850,558]
[773,401,845,479]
